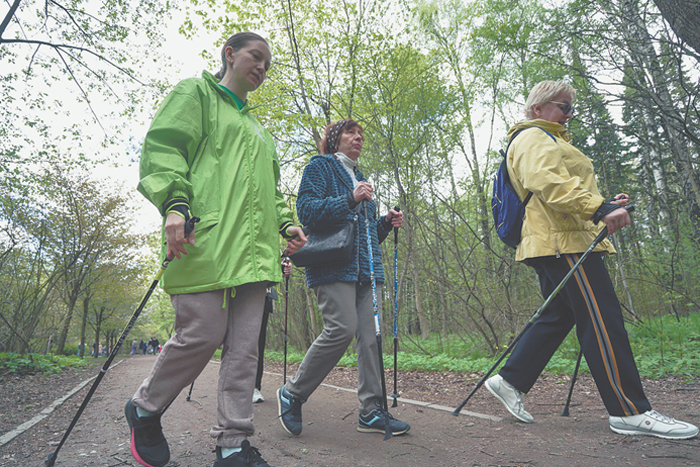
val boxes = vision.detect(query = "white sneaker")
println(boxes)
[252,388,265,403]
[609,410,698,440]
[485,374,534,423]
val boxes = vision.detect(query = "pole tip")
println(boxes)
[45,453,56,467]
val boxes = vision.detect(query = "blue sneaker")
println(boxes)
[276,385,303,435]
[358,409,410,435]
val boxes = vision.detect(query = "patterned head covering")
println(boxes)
[325,120,349,154]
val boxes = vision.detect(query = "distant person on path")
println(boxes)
[139,339,146,355]
[277,119,409,437]
[124,32,306,467]
[253,260,292,404]
[131,339,138,355]
[147,337,159,355]
[485,80,698,440]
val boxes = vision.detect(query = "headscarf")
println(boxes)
[325,120,349,154]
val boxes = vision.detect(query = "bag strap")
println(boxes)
[327,157,362,216]
[501,126,557,207]
[328,156,355,191]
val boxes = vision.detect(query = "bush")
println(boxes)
[0,352,89,375]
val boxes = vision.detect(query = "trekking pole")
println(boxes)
[45,216,199,467]
[452,206,633,416]
[562,348,583,416]
[283,258,290,384]
[390,206,400,408]
[186,381,195,401]
[364,201,392,440]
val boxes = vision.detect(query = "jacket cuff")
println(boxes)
[382,215,392,230]
[164,198,191,219]
[347,193,359,209]
[591,201,622,224]
[280,221,294,239]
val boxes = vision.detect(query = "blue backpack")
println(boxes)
[491,127,555,248]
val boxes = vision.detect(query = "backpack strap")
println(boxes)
[500,126,557,207]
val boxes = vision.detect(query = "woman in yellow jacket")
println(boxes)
[486,81,698,440]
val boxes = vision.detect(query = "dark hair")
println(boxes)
[319,119,363,154]
[214,32,269,80]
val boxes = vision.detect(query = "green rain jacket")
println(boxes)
[506,119,615,262]
[138,71,294,294]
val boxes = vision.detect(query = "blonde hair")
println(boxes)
[524,81,576,119]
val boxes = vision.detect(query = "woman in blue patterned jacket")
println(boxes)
[276,119,410,437]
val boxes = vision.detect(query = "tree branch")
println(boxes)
[0,0,22,39]
[3,38,145,84]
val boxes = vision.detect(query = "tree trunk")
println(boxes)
[411,257,430,340]
[56,300,76,355]
[653,0,700,56]
[620,0,700,248]
[79,297,89,358]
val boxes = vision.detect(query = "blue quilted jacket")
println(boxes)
[297,154,391,288]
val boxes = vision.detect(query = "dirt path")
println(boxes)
[1,355,699,467]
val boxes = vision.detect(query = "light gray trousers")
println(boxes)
[132,282,266,448]
[286,281,384,415]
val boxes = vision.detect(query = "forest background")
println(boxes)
[2,0,700,379]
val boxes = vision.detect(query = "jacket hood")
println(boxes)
[508,119,573,142]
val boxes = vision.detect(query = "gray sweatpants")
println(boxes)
[286,281,383,415]
[132,282,266,448]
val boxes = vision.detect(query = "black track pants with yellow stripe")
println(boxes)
[499,253,651,417]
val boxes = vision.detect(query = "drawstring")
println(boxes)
[222,287,237,309]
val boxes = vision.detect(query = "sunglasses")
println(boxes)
[550,101,574,115]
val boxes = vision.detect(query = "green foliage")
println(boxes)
[0,352,88,376]
[264,350,306,366]
[628,313,700,378]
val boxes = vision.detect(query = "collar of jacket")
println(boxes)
[508,119,573,142]
[202,71,261,114]
[309,153,364,189]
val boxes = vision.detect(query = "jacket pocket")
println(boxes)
[189,135,221,219]
[194,211,219,233]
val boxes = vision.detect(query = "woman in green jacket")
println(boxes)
[125,32,306,467]
[485,81,697,441]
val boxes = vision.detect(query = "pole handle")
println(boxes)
[185,216,200,237]
[393,206,401,240]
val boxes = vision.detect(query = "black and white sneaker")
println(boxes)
[358,409,410,435]
[124,399,170,467]
[213,441,274,467]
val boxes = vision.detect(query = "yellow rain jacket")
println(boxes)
[506,119,615,262]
